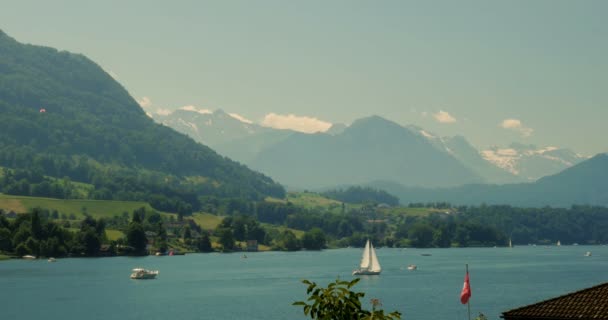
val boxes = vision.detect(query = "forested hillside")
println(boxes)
[0,30,284,213]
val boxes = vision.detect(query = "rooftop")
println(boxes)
[502,282,608,320]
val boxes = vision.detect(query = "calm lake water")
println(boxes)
[1,246,607,320]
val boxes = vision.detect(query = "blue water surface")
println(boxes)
[1,245,606,320]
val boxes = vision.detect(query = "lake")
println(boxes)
[1,245,607,320]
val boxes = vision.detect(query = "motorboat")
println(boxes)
[48,257,57,262]
[22,255,36,260]
[407,264,417,271]
[130,268,159,279]
[585,251,592,257]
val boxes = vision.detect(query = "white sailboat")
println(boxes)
[509,238,513,248]
[352,240,381,276]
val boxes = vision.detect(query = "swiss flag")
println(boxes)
[460,271,471,304]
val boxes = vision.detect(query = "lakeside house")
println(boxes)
[502,282,608,320]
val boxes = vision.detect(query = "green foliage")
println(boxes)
[274,230,301,251]
[323,186,400,206]
[0,30,285,213]
[293,278,401,320]
[217,228,234,252]
[196,233,213,252]
[126,213,147,255]
[302,228,326,250]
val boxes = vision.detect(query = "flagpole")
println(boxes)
[466,264,471,320]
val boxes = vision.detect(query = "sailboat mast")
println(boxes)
[368,241,373,269]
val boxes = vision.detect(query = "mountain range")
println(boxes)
[369,153,608,207]
[150,108,587,189]
[1,29,600,209]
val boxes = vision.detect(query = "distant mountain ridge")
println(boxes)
[151,107,587,190]
[249,115,483,188]
[481,143,587,181]
[370,153,608,207]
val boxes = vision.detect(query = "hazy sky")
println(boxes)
[1,0,607,154]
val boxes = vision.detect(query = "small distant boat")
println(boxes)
[22,255,36,260]
[352,240,381,276]
[242,254,248,259]
[420,253,432,256]
[48,257,56,262]
[407,264,417,271]
[509,238,513,248]
[585,251,592,257]
[557,240,561,246]
[130,268,159,279]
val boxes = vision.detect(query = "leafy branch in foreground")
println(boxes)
[293,278,401,320]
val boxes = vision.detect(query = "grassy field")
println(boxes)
[0,194,160,219]
[286,192,343,208]
[381,206,454,217]
[189,212,225,230]
[262,223,305,238]
[105,229,125,241]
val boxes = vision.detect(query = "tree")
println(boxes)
[127,211,148,255]
[408,223,434,248]
[182,224,192,240]
[302,228,326,250]
[218,228,234,252]
[0,227,12,252]
[197,233,213,252]
[276,230,300,251]
[293,278,401,320]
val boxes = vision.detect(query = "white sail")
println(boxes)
[369,243,381,272]
[353,239,381,275]
[360,240,371,269]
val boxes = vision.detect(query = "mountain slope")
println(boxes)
[250,115,483,189]
[0,30,284,201]
[152,108,294,164]
[407,126,521,184]
[372,153,608,207]
[481,143,587,181]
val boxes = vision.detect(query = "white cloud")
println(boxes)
[500,118,533,137]
[261,113,332,133]
[433,110,457,123]
[229,113,253,124]
[179,105,212,114]
[496,148,518,156]
[155,108,172,116]
[137,96,152,108]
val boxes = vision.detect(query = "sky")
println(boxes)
[1,0,607,155]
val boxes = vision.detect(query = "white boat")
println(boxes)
[407,264,417,271]
[130,268,159,279]
[352,240,381,276]
[509,238,513,248]
[585,251,592,257]
[22,255,36,260]
[557,240,561,246]
[48,257,56,262]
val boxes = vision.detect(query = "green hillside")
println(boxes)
[0,30,285,214]
[0,194,159,219]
